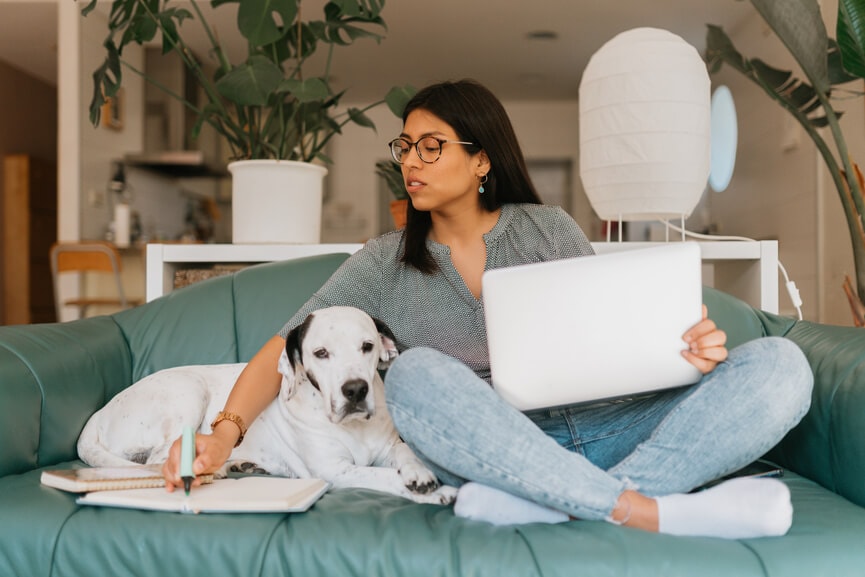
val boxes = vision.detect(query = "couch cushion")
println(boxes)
[769,320,865,508]
[0,346,41,476]
[3,463,864,577]
[0,318,131,474]
[702,286,796,348]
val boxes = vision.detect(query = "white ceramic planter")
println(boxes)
[229,159,327,244]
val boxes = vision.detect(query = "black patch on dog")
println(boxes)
[285,313,315,369]
[126,450,150,465]
[372,316,397,346]
[229,462,271,475]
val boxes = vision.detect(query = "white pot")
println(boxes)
[229,159,327,244]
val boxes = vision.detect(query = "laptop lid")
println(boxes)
[482,243,703,410]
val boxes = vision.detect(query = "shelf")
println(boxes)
[145,241,779,313]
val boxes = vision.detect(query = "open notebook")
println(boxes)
[482,243,704,410]
[76,476,330,514]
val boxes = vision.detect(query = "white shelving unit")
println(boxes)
[145,243,364,302]
[592,241,778,313]
[145,240,779,313]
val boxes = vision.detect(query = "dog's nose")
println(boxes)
[342,379,369,403]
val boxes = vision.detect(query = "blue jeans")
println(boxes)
[384,337,813,521]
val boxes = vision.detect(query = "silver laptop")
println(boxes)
[482,243,703,410]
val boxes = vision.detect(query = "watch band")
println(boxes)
[210,410,247,447]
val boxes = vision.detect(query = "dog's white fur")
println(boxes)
[77,306,455,504]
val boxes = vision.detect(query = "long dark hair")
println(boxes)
[400,79,542,273]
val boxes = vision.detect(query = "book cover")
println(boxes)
[41,466,213,493]
[76,476,330,514]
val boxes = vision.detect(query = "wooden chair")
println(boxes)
[50,242,141,318]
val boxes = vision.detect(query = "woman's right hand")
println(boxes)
[162,426,236,492]
[161,334,286,491]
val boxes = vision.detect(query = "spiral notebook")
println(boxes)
[482,243,704,410]
[41,466,213,493]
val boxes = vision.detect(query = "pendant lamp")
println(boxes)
[579,28,711,226]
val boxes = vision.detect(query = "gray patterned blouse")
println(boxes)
[279,203,594,382]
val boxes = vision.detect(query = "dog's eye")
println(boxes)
[361,341,374,353]
[313,348,329,359]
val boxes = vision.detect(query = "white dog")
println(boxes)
[77,306,456,505]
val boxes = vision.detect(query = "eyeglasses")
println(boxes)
[388,136,475,164]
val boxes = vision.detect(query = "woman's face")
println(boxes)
[399,109,489,214]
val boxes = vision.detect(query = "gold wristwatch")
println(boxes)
[210,411,247,447]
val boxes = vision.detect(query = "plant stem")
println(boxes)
[187,0,231,72]
[129,0,244,149]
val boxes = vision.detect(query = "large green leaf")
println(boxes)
[838,0,865,78]
[210,0,300,46]
[216,55,285,106]
[384,84,417,117]
[328,0,385,19]
[320,1,387,46]
[750,0,829,91]
[157,8,193,53]
[705,25,838,128]
[88,38,123,126]
[828,39,861,84]
[232,0,298,47]
[347,107,376,129]
[277,77,330,102]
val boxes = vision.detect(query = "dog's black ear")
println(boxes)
[284,313,314,369]
[372,317,396,344]
[372,316,399,367]
[284,326,302,370]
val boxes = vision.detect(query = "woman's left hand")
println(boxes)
[681,305,728,374]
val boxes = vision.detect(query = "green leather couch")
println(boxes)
[2,253,865,577]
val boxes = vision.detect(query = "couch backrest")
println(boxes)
[113,253,350,381]
[0,317,132,476]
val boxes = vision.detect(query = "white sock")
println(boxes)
[454,482,570,526]
[656,477,793,539]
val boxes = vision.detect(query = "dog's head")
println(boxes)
[278,306,399,423]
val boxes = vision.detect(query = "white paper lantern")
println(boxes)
[579,28,711,222]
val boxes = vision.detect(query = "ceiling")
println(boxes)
[0,0,755,101]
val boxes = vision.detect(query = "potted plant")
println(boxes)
[81,0,415,244]
[706,0,865,325]
[375,159,407,229]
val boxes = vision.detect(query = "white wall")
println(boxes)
[77,9,145,241]
[707,0,858,324]
[323,99,594,242]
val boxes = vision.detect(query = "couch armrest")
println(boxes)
[766,321,865,508]
[0,318,132,476]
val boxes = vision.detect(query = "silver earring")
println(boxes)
[479,174,488,194]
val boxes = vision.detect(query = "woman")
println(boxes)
[164,80,813,538]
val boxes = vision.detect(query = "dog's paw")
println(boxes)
[407,484,458,505]
[228,461,271,476]
[399,461,440,495]
[433,485,458,505]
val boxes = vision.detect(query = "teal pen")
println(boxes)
[180,426,195,496]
